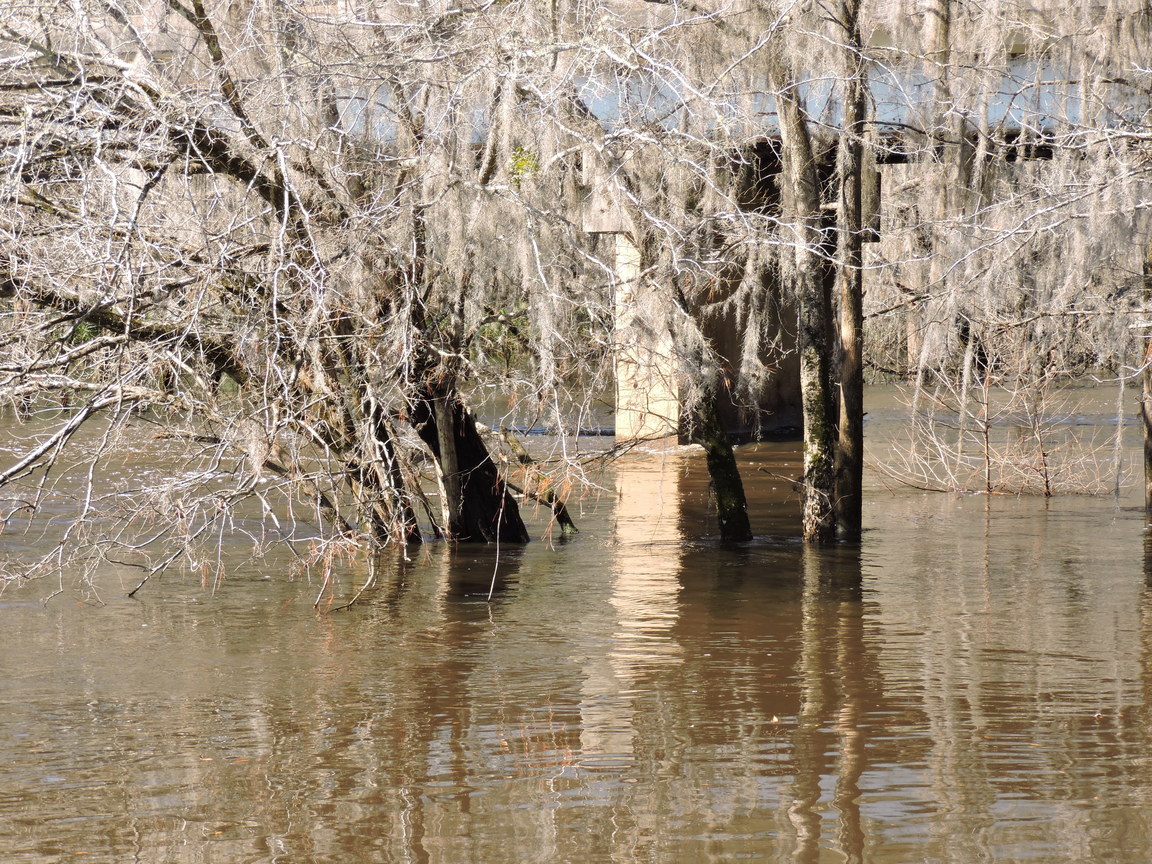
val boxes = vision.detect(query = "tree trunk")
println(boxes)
[413,387,531,544]
[368,406,422,544]
[834,0,867,542]
[691,385,752,542]
[773,66,837,543]
[1144,349,1152,520]
[1144,254,1152,521]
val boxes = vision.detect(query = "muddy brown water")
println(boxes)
[2,385,1152,863]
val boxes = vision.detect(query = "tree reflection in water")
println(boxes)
[4,415,1152,862]
[785,545,869,864]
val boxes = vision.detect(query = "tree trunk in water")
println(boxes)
[691,386,752,542]
[773,65,837,543]
[414,387,531,543]
[369,406,422,544]
[1145,346,1152,521]
[834,0,867,542]
[1144,254,1152,522]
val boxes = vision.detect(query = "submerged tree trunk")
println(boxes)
[1144,253,1152,521]
[1144,345,1152,520]
[368,406,423,544]
[834,0,867,542]
[413,386,531,544]
[690,386,752,542]
[774,65,837,543]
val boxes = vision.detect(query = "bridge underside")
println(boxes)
[600,123,1075,443]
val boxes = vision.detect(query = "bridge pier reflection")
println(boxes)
[579,446,686,767]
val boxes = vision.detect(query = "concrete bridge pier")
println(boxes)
[611,233,681,442]
[582,145,803,444]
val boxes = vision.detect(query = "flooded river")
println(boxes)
[2,385,1152,863]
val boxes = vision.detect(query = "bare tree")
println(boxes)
[4,0,1150,589]
[862,0,1152,500]
[1,0,620,583]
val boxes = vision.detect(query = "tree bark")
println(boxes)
[773,66,837,543]
[834,0,867,542]
[691,385,752,542]
[413,387,531,544]
[1144,253,1152,522]
[368,406,422,544]
[1145,356,1152,518]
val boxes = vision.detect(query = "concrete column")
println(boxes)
[613,233,680,441]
